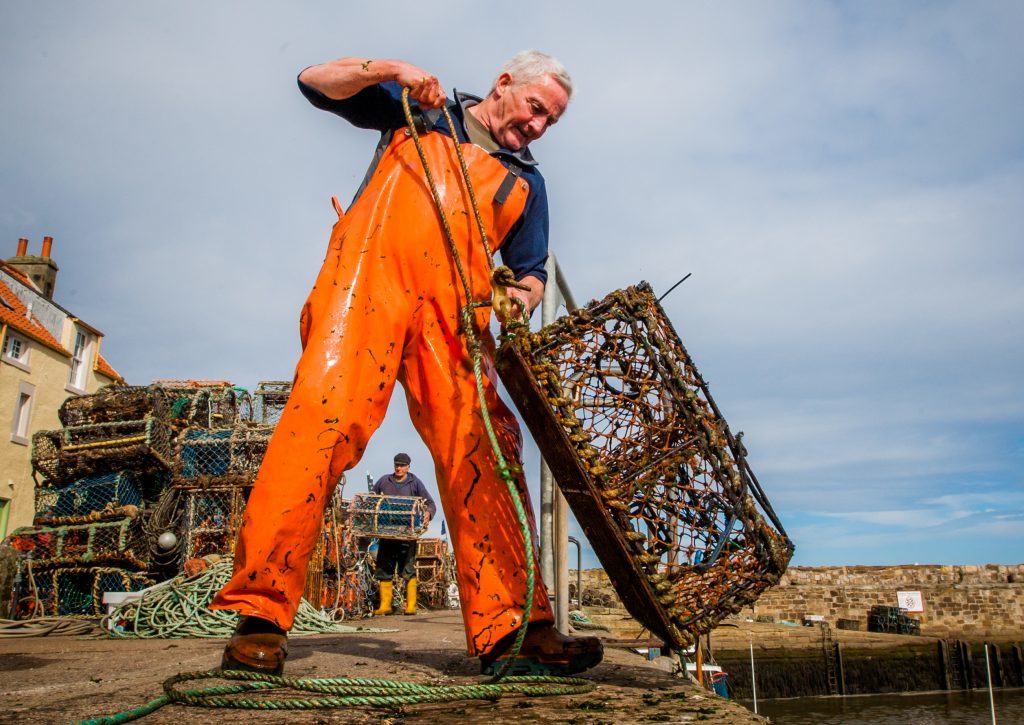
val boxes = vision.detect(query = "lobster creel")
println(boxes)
[497,282,794,649]
[348,493,429,540]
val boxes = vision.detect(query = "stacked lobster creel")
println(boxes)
[8,381,253,618]
[165,380,355,618]
[414,538,455,610]
[10,385,180,618]
[497,282,794,650]
[5,378,406,624]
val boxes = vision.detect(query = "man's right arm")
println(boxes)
[299,58,446,108]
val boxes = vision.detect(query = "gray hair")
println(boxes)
[495,50,574,100]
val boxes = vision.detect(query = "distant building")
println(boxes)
[1,237,123,535]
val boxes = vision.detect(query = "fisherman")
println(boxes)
[211,51,602,676]
[371,453,436,616]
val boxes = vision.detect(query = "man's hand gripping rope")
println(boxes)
[491,266,531,326]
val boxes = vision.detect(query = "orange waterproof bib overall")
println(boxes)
[211,127,553,656]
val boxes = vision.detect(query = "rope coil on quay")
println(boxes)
[77,670,596,725]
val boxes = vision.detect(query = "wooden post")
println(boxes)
[695,635,704,686]
[1011,644,1023,687]
[960,640,975,690]
[834,641,846,695]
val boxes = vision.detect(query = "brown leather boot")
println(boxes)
[480,621,603,676]
[221,616,288,675]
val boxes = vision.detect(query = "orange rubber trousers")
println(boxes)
[211,127,554,656]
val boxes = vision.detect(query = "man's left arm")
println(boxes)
[415,478,437,520]
[496,167,550,321]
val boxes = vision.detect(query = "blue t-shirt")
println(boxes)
[298,78,549,285]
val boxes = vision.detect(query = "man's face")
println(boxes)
[394,463,410,480]
[491,72,569,151]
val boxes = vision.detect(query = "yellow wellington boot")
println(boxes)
[374,581,394,616]
[404,578,418,616]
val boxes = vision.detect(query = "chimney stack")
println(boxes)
[7,235,60,300]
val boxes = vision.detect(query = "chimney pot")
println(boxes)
[16,238,28,256]
[41,236,53,258]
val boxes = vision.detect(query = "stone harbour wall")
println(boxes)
[744,564,1024,638]
[575,564,1024,639]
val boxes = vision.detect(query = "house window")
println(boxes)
[2,331,30,371]
[67,330,92,391]
[10,382,34,445]
[0,498,9,539]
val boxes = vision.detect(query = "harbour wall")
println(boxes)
[740,564,1024,638]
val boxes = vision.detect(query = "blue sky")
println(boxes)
[2,1,1021,567]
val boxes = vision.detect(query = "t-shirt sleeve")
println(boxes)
[498,168,550,285]
[297,76,408,132]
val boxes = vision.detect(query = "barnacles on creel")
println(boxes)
[499,283,793,650]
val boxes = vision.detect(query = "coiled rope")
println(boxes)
[77,85,594,724]
[0,617,97,638]
[103,560,377,639]
[77,670,595,725]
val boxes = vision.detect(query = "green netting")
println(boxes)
[253,380,290,425]
[175,425,272,482]
[34,471,143,525]
[11,564,154,619]
[31,417,174,486]
[59,385,166,427]
[152,381,251,429]
[8,516,150,569]
[180,484,252,560]
[348,493,429,540]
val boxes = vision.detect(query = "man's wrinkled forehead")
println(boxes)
[516,75,569,116]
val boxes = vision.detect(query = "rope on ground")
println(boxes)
[569,610,610,632]
[103,560,387,639]
[77,670,596,725]
[0,617,97,638]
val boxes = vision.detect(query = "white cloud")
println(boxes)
[1,1,1022,568]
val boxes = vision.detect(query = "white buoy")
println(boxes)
[157,531,178,550]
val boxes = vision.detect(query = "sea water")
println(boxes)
[741,688,1024,724]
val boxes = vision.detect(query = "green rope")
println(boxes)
[104,561,382,639]
[77,671,595,725]
[399,88,535,680]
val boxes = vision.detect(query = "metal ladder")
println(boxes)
[820,622,839,695]
[945,639,965,690]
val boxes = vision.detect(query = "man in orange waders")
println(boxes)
[211,51,603,677]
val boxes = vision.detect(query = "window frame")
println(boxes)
[10,380,34,446]
[66,329,93,393]
[2,330,31,372]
